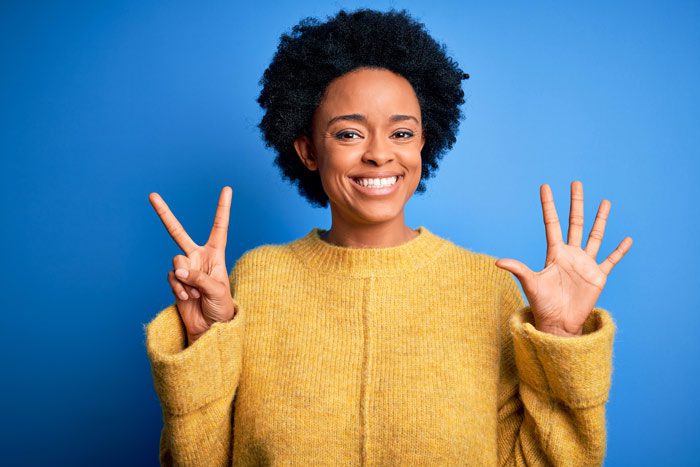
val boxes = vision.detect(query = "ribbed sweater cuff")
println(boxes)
[509,306,616,409]
[144,300,245,416]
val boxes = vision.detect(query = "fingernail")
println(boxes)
[179,291,188,300]
[191,288,200,299]
[175,268,189,279]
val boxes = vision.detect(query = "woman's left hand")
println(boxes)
[495,181,633,337]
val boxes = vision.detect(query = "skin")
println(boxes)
[148,67,633,343]
[293,67,425,248]
[495,181,633,336]
[148,188,236,345]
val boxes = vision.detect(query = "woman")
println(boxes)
[145,8,632,466]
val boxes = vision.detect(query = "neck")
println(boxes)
[291,225,445,278]
[322,207,418,248]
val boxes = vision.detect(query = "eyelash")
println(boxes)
[334,130,414,140]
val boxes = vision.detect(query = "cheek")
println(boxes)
[403,148,423,174]
[317,153,353,193]
[402,151,423,193]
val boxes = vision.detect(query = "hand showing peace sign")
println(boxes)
[149,186,236,346]
[495,181,633,337]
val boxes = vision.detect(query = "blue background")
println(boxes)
[1,1,697,465]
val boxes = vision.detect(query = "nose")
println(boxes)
[361,135,394,166]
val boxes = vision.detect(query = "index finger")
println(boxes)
[206,186,232,251]
[148,192,199,255]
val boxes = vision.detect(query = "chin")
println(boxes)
[353,204,405,224]
[328,184,411,223]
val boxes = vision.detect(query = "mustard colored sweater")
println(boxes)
[144,226,616,466]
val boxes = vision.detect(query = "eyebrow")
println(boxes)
[326,113,419,128]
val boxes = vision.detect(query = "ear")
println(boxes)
[420,132,426,152]
[293,134,318,171]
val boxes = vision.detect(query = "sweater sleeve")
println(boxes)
[496,272,616,466]
[144,269,246,467]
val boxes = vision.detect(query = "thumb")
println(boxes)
[174,268,224,298]
[495,258,535,286]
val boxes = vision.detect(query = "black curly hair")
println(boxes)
[257,8,469,208]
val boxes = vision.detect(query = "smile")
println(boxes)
[350,175,403,195]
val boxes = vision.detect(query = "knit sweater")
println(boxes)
[144,226,616,466]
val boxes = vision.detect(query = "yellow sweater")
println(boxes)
[144,226,616,466]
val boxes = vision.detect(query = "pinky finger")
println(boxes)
[599,236,633,275]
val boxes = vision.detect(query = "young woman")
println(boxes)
[146,8,632,466]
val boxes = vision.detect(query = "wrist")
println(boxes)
[534,323,583,337]
[186,329,208,347]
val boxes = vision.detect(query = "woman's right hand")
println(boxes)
[148,186,236,346]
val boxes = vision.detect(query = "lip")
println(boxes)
[349,175,403,196]
[350,172,403,178]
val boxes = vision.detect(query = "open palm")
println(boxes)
[495,181,633,337]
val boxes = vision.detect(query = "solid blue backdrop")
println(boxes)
[1,1,698,465]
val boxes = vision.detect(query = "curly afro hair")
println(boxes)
[256,8,469,208]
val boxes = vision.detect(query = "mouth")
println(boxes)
[349,175,403,195]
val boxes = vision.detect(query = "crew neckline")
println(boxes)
[289,226,449,278]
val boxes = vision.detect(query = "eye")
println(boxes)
[334,131,362,140]
[392,130,414,139]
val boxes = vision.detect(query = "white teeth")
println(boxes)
[354,176,399,188]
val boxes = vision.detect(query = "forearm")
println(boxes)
[498,306,615,465]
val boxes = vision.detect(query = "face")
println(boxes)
[293,67,425,226]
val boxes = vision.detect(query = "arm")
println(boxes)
[497,273,616,466]
[144,286,245,466]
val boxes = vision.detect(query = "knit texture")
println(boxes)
[144,226,616,466]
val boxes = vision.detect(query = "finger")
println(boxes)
[540,184,564,265]
[599,236,633,275]
[567,180,585,248]
[206,186,232,251]
[584,199,611,259]
[495,258,536,292]
[168,270,190,301]
[149,192,199,255]
[172,255,200,299]
[174,268,225,298]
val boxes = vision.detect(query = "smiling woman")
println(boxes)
[144,7,631,467]
[256,8,469,213]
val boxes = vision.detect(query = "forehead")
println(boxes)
[316,68,421,119]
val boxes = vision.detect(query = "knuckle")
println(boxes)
[589,229,604,240]
[170,224,184,237]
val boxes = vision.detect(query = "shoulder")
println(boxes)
[429,230,514,290]
[228,234,304,281]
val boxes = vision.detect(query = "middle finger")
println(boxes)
[567,180,585,248]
